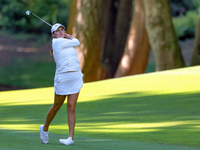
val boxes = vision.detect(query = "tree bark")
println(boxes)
[66,0,77,34]
[102,0,133,77]
[115,0,150,77]
[191,8,200,66]
[69,0,112,82]
[144,0,185,71]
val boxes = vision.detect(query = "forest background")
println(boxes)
[0,0,200,90]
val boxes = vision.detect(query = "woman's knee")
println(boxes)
[52,103,62,112]
[67,103,76,113]
[52,94,66,112]
[67,93,79,113]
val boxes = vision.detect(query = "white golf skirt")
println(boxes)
[54,71,83,95]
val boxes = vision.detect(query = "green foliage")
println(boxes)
[192,0,200,8]
[0,0,71,34]
[170,0,197,17]
[173,10,199,40]
[0,0,27,31]
[170,0,200,40]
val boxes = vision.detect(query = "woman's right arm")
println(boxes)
[54,38,80,48]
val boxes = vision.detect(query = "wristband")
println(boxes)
[70,36,74,40]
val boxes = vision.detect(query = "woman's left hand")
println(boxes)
[49,49,53,56]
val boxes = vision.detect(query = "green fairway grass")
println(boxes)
[0,66,200,150]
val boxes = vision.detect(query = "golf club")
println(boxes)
[26,10,52,27]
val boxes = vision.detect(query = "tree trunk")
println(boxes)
[102,0,133,77]
[101,0,118,78]
[66,0,77,34]
[69,0,112,82]
[144,0,185,71]
[115,0,150,77]
[191,8,200,66]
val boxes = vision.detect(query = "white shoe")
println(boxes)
[59,137,74,145]
[40,125,49,144]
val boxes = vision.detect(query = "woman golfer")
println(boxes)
[40,23,83,146]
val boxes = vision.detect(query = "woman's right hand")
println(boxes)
[64,33,73,39]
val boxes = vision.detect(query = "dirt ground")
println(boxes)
[0,36,52,91]
[0,36,194,91]
[0,36,52,67]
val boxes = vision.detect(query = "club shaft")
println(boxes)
[31,13,52,27]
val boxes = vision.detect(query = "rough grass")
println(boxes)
[0,66,200,150]
[0,58,155,89]
[0,60,55,88]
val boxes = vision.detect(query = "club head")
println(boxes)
[26,10,31,15]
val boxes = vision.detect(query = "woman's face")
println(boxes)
[52,27,65,38]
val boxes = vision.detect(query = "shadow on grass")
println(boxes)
[0,91,200,149]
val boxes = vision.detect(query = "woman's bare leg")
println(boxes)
[67,93,79,140]
[43,94,66,131]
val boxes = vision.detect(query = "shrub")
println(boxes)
[0,0,71,34]
[173,10,199,40]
